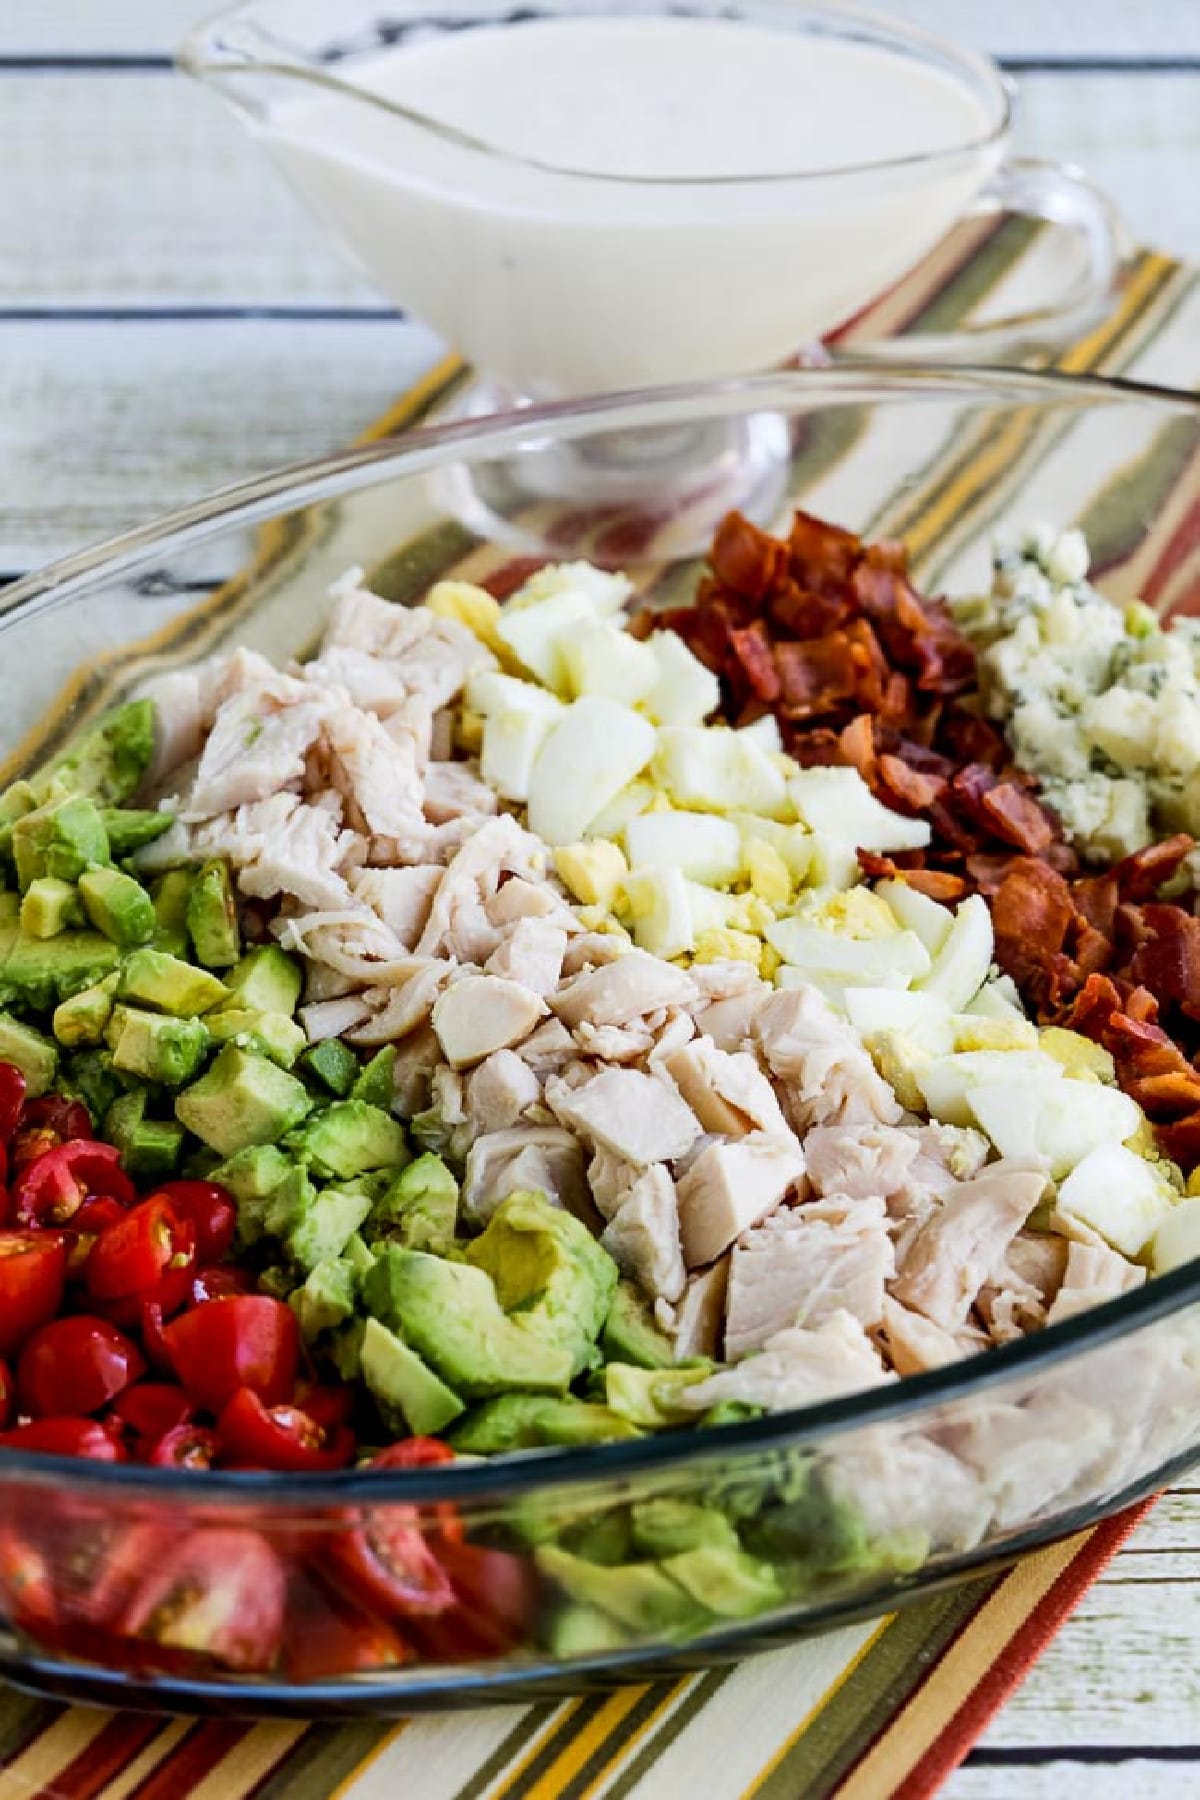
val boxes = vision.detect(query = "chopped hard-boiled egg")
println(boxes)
[561,617,659,705]
[1055,1143,1176,1256]
[876,879,955,955]
[656,726,790,818]
[728,813,812,880]
[915,1049,1064,1127]
[620,865,693,959]
[624,809,743,886]
[555,840,628,910]
[742,836,792,908]
[790,887,898,940]
[526,698,657,845]
[426,579,512,664]
[466,669,564,722]
[967,1078,1142,1179]
[506,560,632,616]
[495,592,597,693]
[789,767,932,853]
[766,918,932,986]
[916,894,994,1011]
[587,778,657,838]
[1151,1197,1200,1273]
[641,631,721,726]
[481,708,558,803]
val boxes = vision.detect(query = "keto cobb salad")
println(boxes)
[0,506,1196,1677]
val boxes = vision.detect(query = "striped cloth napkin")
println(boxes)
[0,219,1196,1800]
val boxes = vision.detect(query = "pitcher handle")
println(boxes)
[841,157,1128,364]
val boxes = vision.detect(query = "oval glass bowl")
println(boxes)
[1,366,1199,1715]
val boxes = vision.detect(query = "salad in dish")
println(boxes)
[0,504,1196,1675]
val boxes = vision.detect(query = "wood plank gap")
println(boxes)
[0,305,404,322]
[3,52,1200,74]
[0,56,173,71]
[967,1747,1200,1765]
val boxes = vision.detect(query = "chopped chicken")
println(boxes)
[302,645,412,718]
[677,1312,896,1413]
[486,877,578,932]
[950,1391,1115,1529]
[600,1166,687,1303]
[665,1036,792,1138]
[196,793,354,912]
[753,985,902,1130]
[431,975,548,1069]
[690,961,769,1003]
[345,962,452,1044]
[351,866,442,949]
[978,1232,1070,1343]
[515,1017,577,1076]
[560,932,633,976]
[587,1146,641,1220]
[877,1296,980,1376]
[724,1195,893,1358]
[675,1132,807,1267]
[322,583,495,707]
[461,1126,587,1224]
[422,761,499,824]
[485,920,568,997]
[465,1050,541,1137]
[691,992,762,1053]
[891,1163,1047,1330]
[804,1123,921,1202]
[824,1431,992,1553]
[1045,1240,1145,1327]
[183,678,337,821]
[552,951,698,1030]
[545,1068,701,1166]
[140,668,206,782]
[325,705,426,838]
[391,1023,442,1116]
[414,815,545,959]
[670,1258,730,1360]
[298,995,373,1043]
[574,1022,655,1063]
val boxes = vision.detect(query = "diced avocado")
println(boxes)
[300,1036,359,1097]
[546,1604,631,1659]
[0,891,20,927]
[343,1230,376,1287]
[291,1257,357,1342]
[258,1265,294,1300]
[103,1089,184,1181]
[118,948,229,1017]
[20,877,83,939]
[53,972,118,1047]
[629,1500,739,1560]
[3,929,120,1009]
[174,1044,312,1156]
[207,1008,306,1068]
[350,1046,397,1111]
[601,1282,676,1371]
[31,700,155,807]
[0,781,36,843]
[329,1317,366,1383]
[12,795,110,891]
[286,1183,373,1273]
[62,1048,121,1120]
[365,1153,458,1255]
[186,859,240,968]
[363,1245,576,1398]
[562,1510,634,1567]
[262,1163,317,1241]
[0,1012,57,1096]
[448,1394,641,1456]
[150,869,192,958]
[604,1363,710,1430]
[218,945,302,1017]
[660,1545,782,1620]
[465,1190,618,1382]
[360,1315,464,1436]
[208,1142,292,1244]
[78,867,155,949]
[287,1099,408,1181]
[107,1005,208,1085]
[534,1547,710,1638]
[101,808,175,857]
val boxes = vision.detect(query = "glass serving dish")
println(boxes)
[0,366,1198,1717]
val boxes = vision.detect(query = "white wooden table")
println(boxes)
[4,4,1199,1791]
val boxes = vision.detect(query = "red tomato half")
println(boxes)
[0,1232,66,1358]
[150,1181,236,1264]
[17,1314,145,1418]
[190,1264,256,1306]
[86,1197,196,1325]
[2,1417,125,1461]
[118,1529,286,1673]
[20,1097,92,1142]
[323,1442,461,1624]
[415,1539,539,1660]
[284,1569,412,1683]
[0,1526,57,1633]
[108,1383,194,1456]
[162,1296,299,1414]
[63,1196,128,1280]
[149,1423,219,1470]
[216,1387,355,1473]
[0,1064,27,1144]
[13,1140,134,1228]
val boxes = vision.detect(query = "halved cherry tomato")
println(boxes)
[1,1417,125,1461]
[21,1096,92,1142]
[138,1300,173,1376]
[63,1195,128,1279]
[108,1383,194,1456]
[414,1539,539,1660]
[163,1296,299,1414]
[284,1569,412,1683]
[17,1314,145,1418]
[150,1423,219,1469]
[86,1196,196,1325]
[118,1528,286,1673]
[294,1379,355,1434]
[324,1441,460,1620]
[369,1438,463,1544]
[190,1264,256,1306]
[0,1063,27,1144]
[0,1231,66,1358]
[0,1360,12,1431]
[0,1526,57,1633]
[151,1181,235,1264]
[13,1140,134,1228]
[216,1387,355,1473]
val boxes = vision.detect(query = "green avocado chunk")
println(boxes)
[31,700,155,807]
[546,1605,631,1659]
[300,1037,359,1097]
[206,1008,307,1068]
[78,867,155,949]
[659,1545,782,1620]
[359,1315,464,1436]
[350,1046,397,1111]
[448,1394,641,1456]
[465,1190,618,1381]
[287,1099,408,1181]
[174,1044,312,1156]
[291,1257,357,1342]
[534,1548,711,1639]
[101,808,175,857]
[601,1282,676,1371]
[4,928,120,1009]
[149,869,192,958]
[186,859,240,968]
[53,972,119,1047]
[0,1012,57,1095]
[218,945,302,1016]
[286,1182,373,1273]
[363,1246,576,1398]
[12,795,110,891]
[62,1048,121,1121]
[107,1005,209,1085]
[603,1363,711,1430]
[208,1143,293,1244]
[629,1500,739,1560]
[20,877,83,939]
[118,948,229,1017]
[365,1153,458,1255]
[103,1089,185,1181]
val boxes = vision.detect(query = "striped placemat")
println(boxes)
[0,218,1197,1800]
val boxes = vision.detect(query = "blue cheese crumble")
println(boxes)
[953,525,1200,864]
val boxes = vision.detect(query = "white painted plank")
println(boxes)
[0,318,442,567]
[6,0,1200,59]
[948,1765,1199,1799]
[3,70,1198,310]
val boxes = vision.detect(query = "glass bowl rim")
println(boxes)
[182,0,1012,190]
[2,360,1199,1504]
